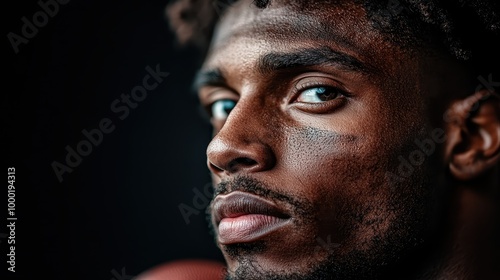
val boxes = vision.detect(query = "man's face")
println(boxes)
[198,1,451,279]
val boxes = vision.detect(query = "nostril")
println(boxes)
[227,157,258,172]
[236,158,257,165]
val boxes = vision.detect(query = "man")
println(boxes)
[153,0,499,279]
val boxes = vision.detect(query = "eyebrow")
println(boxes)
[193,47,369,92]
[258,47,369,75]
[192,68,226,93]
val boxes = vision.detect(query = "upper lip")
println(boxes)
[212,191,290,225]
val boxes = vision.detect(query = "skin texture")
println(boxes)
[194,1,500,279]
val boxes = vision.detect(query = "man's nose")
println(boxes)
[206,105,276,178]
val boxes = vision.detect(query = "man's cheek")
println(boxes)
[281,126,359,167]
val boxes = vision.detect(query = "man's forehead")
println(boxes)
[208,0,385,65]
[198,0,424,92]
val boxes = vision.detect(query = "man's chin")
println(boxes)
[221,241,266,260]
[222,250,376,280]
[221,241,310,280]
[223,255,326,280]
[220,241,353,280]
[220,239,425,280]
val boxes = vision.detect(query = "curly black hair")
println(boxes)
[166,0,499,75]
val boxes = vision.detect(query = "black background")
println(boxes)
[4,0,224,279]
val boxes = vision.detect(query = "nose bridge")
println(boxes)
[206,96,277,176]
[223,95,263,138]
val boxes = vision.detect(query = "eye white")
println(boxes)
[212,100,236,120]
[298,87,330,103]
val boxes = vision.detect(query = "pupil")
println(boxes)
[223,101,235,114]
[316,87,334,101]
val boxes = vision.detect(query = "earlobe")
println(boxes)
[445,90,500,181]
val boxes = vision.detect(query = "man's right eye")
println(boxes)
[210,99,236,121]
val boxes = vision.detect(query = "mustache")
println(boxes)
[211,175,314,219]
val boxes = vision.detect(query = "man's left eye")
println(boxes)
[211,99,236,121]
[296,86,342,103]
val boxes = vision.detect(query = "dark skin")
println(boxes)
[193,1,500,279]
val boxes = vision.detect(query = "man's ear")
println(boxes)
[444,89,500,181]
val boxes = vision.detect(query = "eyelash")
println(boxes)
[294,81,349,99]
[287,78,352,115]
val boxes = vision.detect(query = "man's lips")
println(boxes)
[212,191,291,245]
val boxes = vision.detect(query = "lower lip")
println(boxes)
[218,214,290,244]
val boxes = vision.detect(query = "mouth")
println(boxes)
[212,191,291,245]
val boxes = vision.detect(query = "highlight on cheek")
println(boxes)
[285,126,358,159]
[297,126,356,143]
